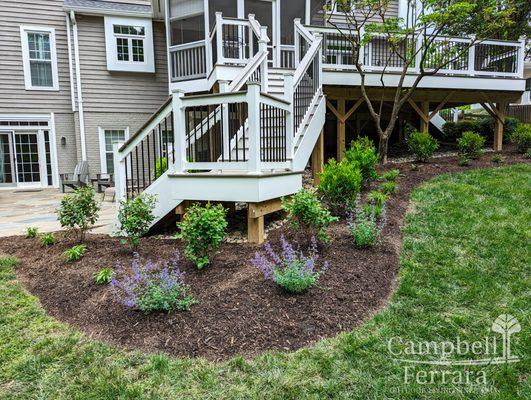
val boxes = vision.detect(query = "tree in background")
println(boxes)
[326,0,520,162]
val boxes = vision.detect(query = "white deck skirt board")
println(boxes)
[165,172,303,202]
[322,71,526,92]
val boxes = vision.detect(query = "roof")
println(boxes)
[64,0,153,17]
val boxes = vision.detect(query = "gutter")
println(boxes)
[63,5,152,18]
[69,10,87,161]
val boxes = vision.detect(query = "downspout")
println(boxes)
[164,0,172,94]
[66,15,76,112]
[69,10,87,161]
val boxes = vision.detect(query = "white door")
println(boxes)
[0,131,16,187]
[245,0,280,66]
[12,131,45,187]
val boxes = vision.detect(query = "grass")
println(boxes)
[1,164,530,399]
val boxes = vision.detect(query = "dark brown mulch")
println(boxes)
[0,151,528,361]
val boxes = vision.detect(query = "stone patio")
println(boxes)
[0,188,116,237]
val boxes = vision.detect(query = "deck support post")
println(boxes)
[247,198,284,244]
[494,102,506,151]
[420,101,429,132]
[337,98,346,160]
[311,129,324,186]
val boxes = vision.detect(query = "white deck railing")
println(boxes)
[169,40,207,82]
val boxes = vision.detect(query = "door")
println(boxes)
[0,132,15,186]
[13,132,43,186]
[245,0,279,65]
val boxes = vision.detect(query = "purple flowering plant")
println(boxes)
[252,235,328,294]
[110,251,196,313]
[348,194,387,248]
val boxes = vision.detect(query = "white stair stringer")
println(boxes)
[293,94,326,171]
[142,169,183,229]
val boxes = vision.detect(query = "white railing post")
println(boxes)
[315,33,323,88]
[517,38,525,78]
[215,12,225,65]
[468,35,476,76]
[172,90,186,172]
[219,80,231,160]
[247,81,261,173]
[359,26,366,67]
[294,18,301,67]
[284,72,294,160]
[113,142,126,205]
[259,26,269,93]
[414,31,423,74]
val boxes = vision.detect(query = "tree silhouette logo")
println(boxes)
[491,314,521,364]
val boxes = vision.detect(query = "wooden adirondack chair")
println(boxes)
[60,161,89,192]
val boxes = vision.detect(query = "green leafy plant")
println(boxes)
[457,131,485,160]
[154,157,168,179]
[40,233,56,247]
[349,198,387,248]
[25,227,38,238]
[94,267,114,285]
[458,156,470,166]
[492,154,504,164]
[57,186,100,242]
[382,169,400,182]
[367,190,388,208]
[117,193,157,249]
[177,203,228,269]
[525,149,531,159]
[380,181,398,195]
[63,244,86,262]
[343,137,378,182]
[509,123,531,153]
[318,159,362,215]
[281,189,338,242]
[407,131,439,162]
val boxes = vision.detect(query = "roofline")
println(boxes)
[63,5,153,18]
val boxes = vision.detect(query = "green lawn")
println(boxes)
[1,164,529,399]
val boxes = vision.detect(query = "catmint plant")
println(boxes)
[252,235,328,294]
[110,251,196,313]
[348,195,387,248]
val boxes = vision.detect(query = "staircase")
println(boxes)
[113,19,325,229]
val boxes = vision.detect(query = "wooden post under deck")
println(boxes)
[311,129,324,186]
[494,103,506,151]
[420,101,429,132]
[337,98,346,160]
[247,198,284,244]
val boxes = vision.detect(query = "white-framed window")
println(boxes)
[104,16,155,73]
[98,127,130,175]
[20,26,59,91]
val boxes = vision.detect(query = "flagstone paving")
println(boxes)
[0,188,116,237]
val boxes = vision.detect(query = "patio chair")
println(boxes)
[60,161,89,193]
[91,173,114,193]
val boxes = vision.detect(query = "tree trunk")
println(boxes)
[378,135,390,164]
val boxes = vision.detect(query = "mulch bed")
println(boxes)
[1,151,528,361]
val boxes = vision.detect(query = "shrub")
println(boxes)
[117,193,157,249]
[154,157,167,179]
[94,267,114,285]
[57,186,100,242]
[40,233,56,247]
[318,159,362,214]
[457,131,485,159]
[252,235,327,294]
[177,203,227,269]
[25,227,38,238]
[281,189,338,242]
[492,154,504,164]
[458,156,470,167]
[380,181,398,195]
[343,137,378,182]
[382,169,400,182]
[348,198,387,248]
[367,190,388,208]
[63,244,86,262]
[407,131,439,162]
[510,123,531,153]
[111,251,195,313]
[525,149,531,159]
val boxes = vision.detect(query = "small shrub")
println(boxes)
[380,181,398,195]
[252,235,328,294]
[117,193,157,249]
[94,267,114,285]
[281,189,338,242]
[177,203,227,269]
[348,198,387,248]
[111,251,195,313]
[525,149,531,159]
[63,244,86,262]
[57,186,100,242]
[492,154,504,164]
[40,233,56,247]
[25,227,38,238]
[318,159,362,215]
[367,190,388,208]
[407,131,439,162]
[343,137,378,182]
[363,203,383,218]
[510,123,531,153]
[458,156,470,167]
[154,157,168,179]
[457,131,485,160]
[382,169,400,182]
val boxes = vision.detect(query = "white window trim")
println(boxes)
[104,16,155,73]
[98,127,130,175]
[20,26,60,91]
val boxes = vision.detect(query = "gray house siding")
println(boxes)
[76,16,169,113]
[0,0,74,113]
[55,113,79,173]
[315,1,399,26]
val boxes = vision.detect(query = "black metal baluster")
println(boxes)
[147,134,152,186]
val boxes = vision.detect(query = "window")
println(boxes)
[99,128,129,174]
[20,26,59,91]
[104,17,155,72]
